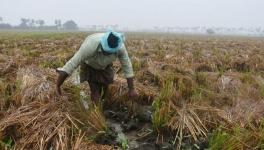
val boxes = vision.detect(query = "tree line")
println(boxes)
[0,17,79,31]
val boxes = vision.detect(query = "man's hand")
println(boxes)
[56,69,68,95]
[128,89,137,98]
[127,78,138,98]
[56,83,63,96]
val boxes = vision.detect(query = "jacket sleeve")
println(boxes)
[118,45,134,78]
[57,36,95,75]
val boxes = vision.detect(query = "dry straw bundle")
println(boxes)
[108,76,157,107]
[152,74,230,149]
[0,54,17,77]
[0,66,112,150]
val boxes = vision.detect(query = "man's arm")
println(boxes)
[56,36,96,95]
[56,70,68,95]
[118,45,137,98]
[58,37,95,75]
[127,77,137,97]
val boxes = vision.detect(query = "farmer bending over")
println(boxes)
[56,31,137,103]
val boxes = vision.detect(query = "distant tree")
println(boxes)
[35,20,39,26]
[38,20,45,27]
[63,20,78,30]
[35,20,45,27]
[206,28,215,35]
[0,17,3,23]
[256,27,261,33]
[29,19,35,27]
[55,19,62,29]
[19,18,30,29]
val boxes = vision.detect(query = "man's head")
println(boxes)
[100,30,124,54]
[107,33,119,48]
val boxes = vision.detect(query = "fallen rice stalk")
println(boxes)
[0,66,111,149]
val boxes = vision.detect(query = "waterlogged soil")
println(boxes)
[101,103,175,150]
[76,77,207,149]
[93,103,207,150]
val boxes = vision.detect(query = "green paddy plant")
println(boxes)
[259,84,264,99]
[67,84,108,135]
[0,137,13,150]
[195,72,208,87]
[131,57,144,71]
[209,120,264,150]
[193,48,203,61]
[208,128,232,150]
[86,105,108,134]
[40,58,64,69]
[152,75,175,134]
[21,48,40,58]
[176,75,195,100]
[0,80,11,110]
[239,72,255,84]
[152,74,208,149]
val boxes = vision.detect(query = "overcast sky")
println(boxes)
[1,0,263,28]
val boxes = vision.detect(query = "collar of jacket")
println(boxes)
[96,43,118,56]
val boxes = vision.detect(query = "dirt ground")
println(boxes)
[0,31,264,149]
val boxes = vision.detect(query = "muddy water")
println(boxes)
[69,70,157,150]
[102,105,175,150]
[70,71,175,149]
[70,71,207,150]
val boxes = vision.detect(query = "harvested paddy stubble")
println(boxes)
[0,66,111,149]
[0,32,264,149]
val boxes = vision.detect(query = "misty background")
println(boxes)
[0,0,264,35]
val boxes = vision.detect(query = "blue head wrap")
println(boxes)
[100,30,124,53]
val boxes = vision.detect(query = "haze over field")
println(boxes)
[1,0,264,29]
[1,0,264,149]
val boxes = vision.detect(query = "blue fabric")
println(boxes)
[100,30,124,53]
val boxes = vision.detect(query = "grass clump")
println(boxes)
[40,58,64,69]
[152,75,174,134]
[0,137,13,150]
[209,120,264,150]
[195,72,208,87]
[0,81,15,110]
[209,128,232,150]
[131,57,145,71]
[259,84,264,99]
[152,74,208,149]
[240,72,255,84]
[21,49,40,58]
